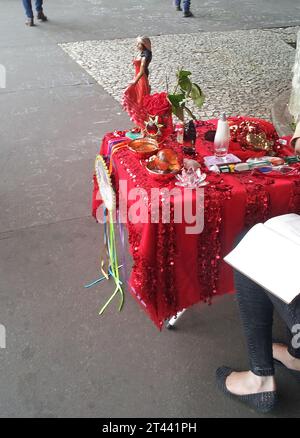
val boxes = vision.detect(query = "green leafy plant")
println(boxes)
[290,121,297,132]
[167,69,205,122]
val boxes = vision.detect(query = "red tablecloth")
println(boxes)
[92,118,300,329]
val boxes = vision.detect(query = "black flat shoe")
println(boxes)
[176,6,182,11]
[272,342,300,383]
[273,358,300,382]
[216,366,278,414]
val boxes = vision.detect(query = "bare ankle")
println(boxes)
[249,372,276,391]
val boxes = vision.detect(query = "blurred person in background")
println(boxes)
[174,0,193,17]
[22,0,48,27]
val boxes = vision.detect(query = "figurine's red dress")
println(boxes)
[122,59,150,128]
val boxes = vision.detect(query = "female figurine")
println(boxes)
[122,36,152,127]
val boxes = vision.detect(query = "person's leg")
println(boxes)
[22,0,33,18]
[174,0,181,9]
[235,270,275,377]
[35,0,47,21]
[183,1,193,17]
[268,293,300,369]
[215,231,280,411]
[183,0,190,12]
[217,227,277,396]
[35,0,43,13]
[217,269,276,401]
[219,244,300,399]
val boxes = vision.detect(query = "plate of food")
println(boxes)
[144,148,182,180]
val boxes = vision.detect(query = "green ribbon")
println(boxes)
[98,209,124,315]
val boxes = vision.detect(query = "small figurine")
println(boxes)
[183,120,197,144]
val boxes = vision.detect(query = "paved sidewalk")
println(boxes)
[61,27,299,121]
[1,0,300,418]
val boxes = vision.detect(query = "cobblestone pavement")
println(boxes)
[60,27,299,122]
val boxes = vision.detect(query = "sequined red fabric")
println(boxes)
[92,118,300,329]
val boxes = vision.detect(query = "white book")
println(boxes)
[224,214,300,304]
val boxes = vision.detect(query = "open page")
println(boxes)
[224,222,300,304]
[264,213,300,246]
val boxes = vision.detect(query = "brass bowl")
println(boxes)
[128,137,159,159]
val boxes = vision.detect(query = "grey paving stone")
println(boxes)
[60,27,299,122]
